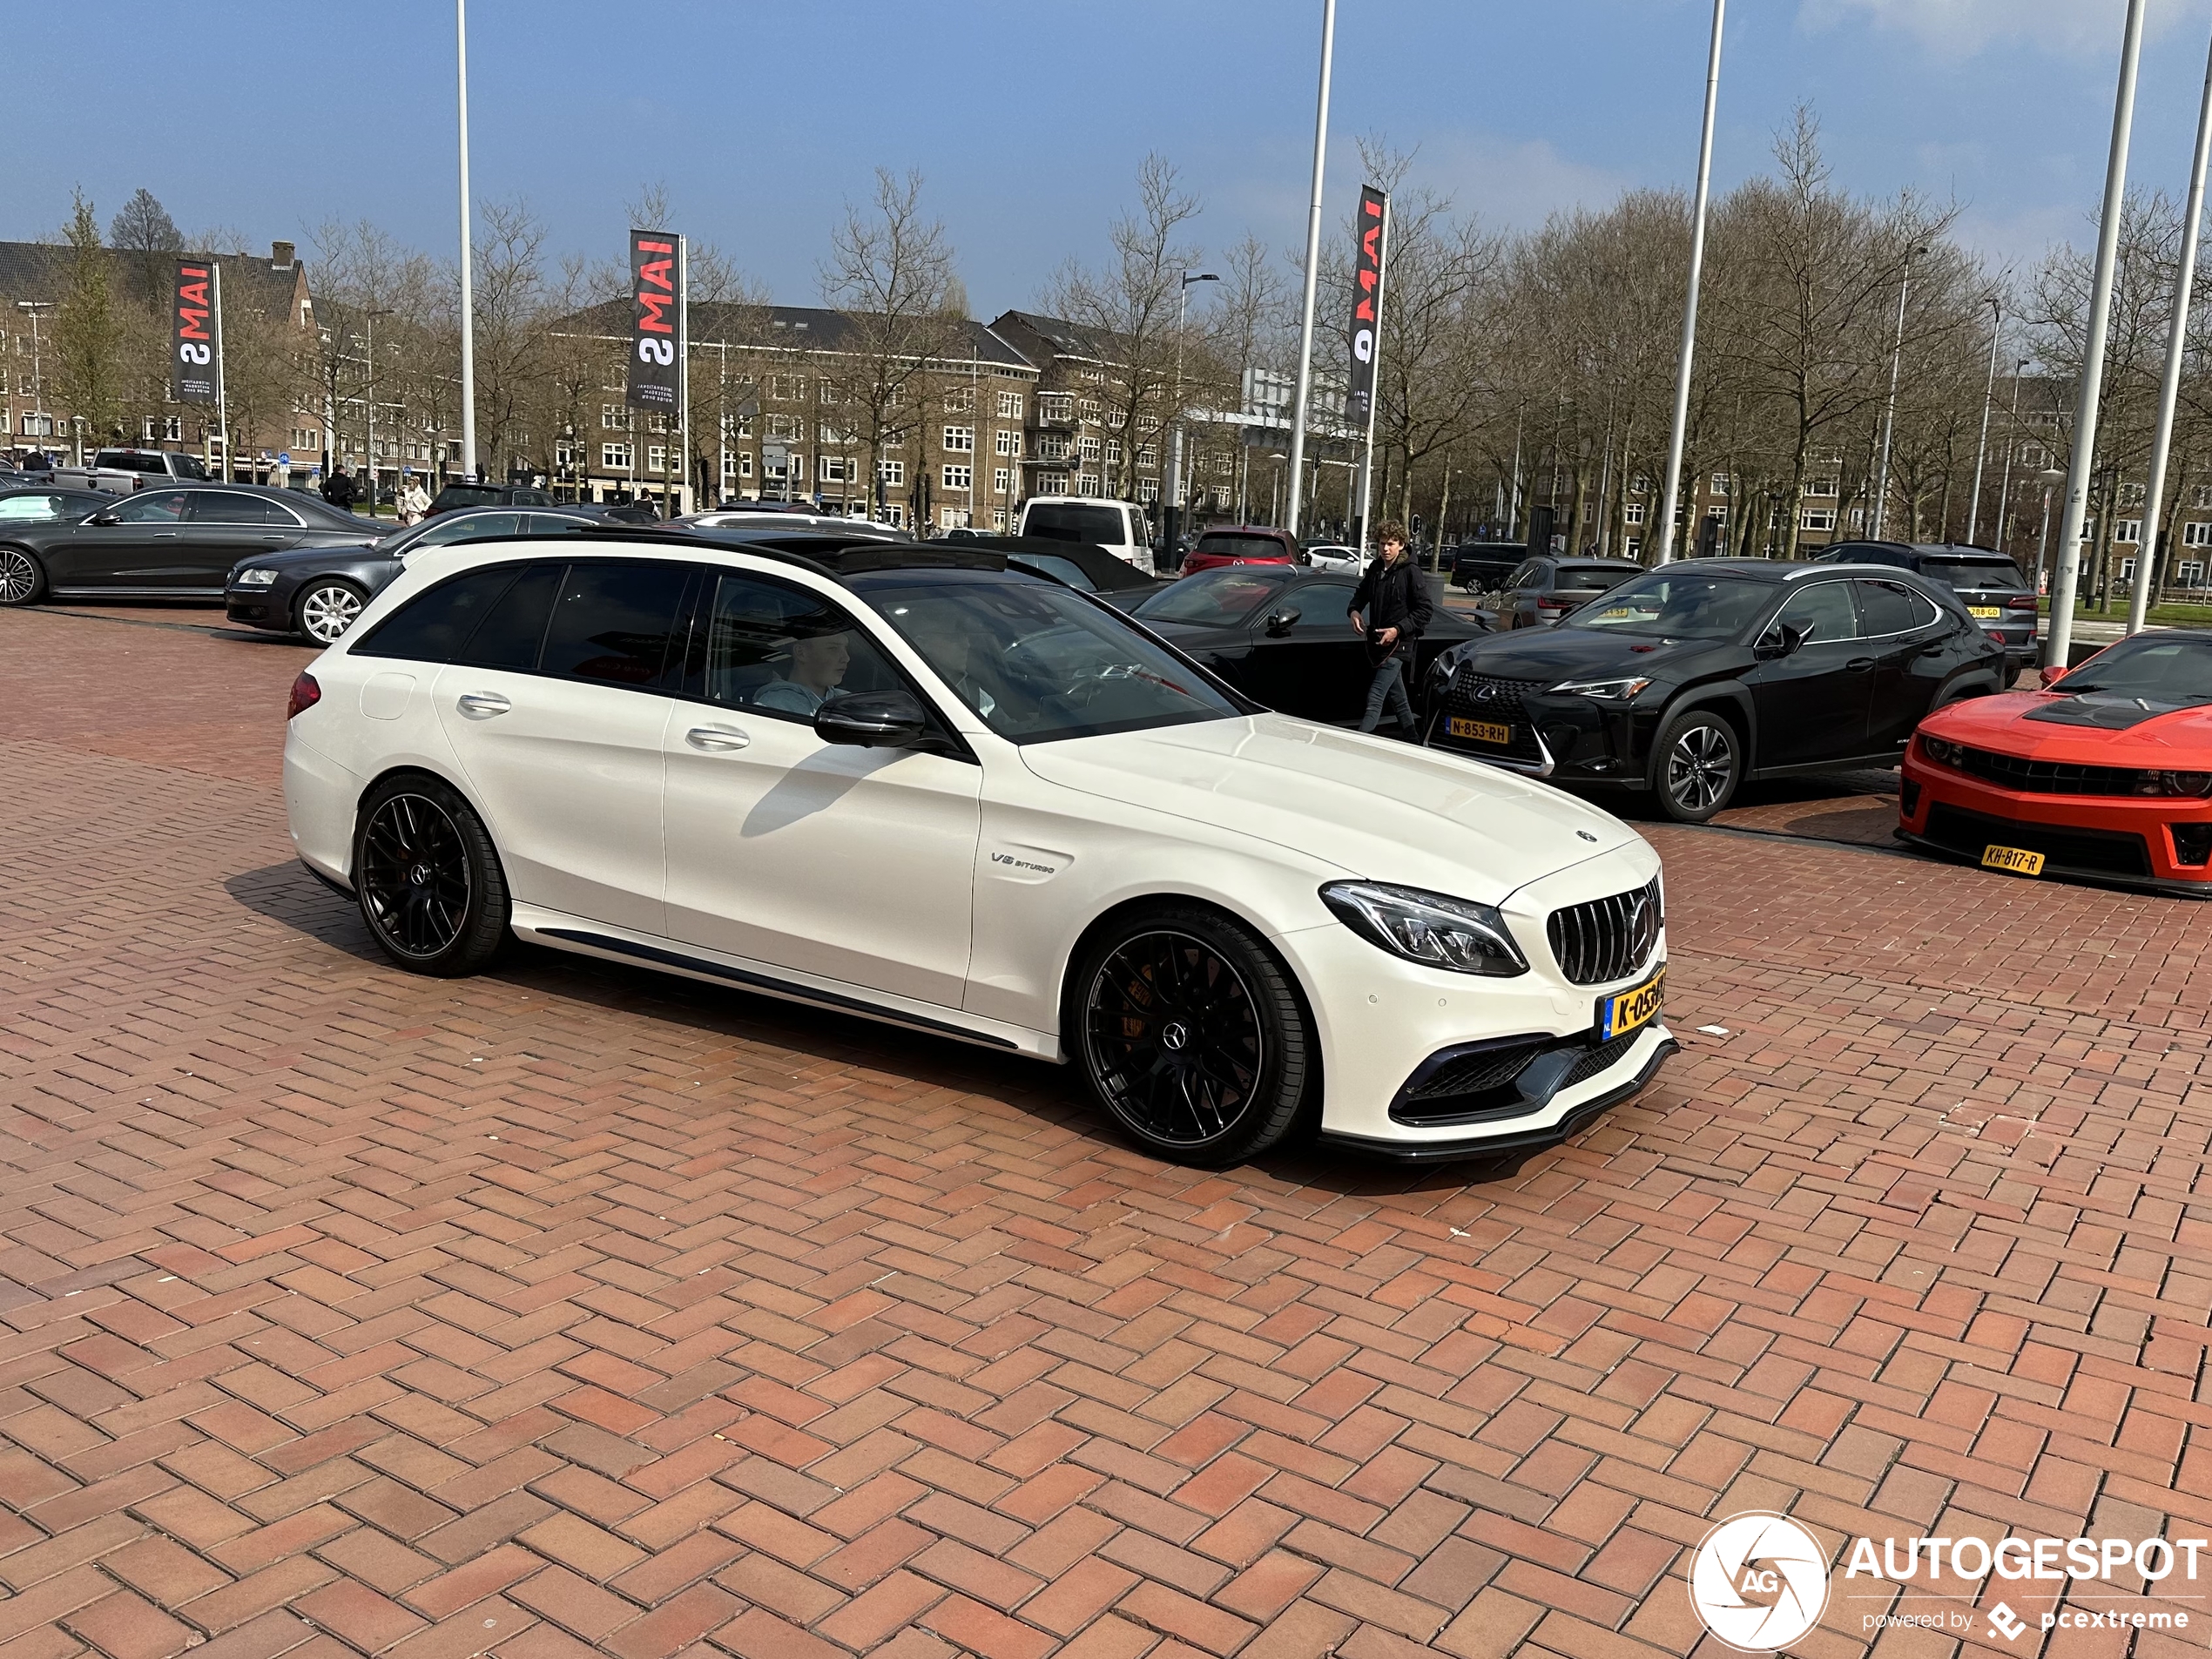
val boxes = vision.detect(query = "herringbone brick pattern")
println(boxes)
[2,604,2207,1659]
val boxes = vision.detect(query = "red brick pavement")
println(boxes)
[3,604,2209,1659]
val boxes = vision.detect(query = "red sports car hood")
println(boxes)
[1921,689,2212,762]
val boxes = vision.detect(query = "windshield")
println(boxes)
[2063,637,2212,703]
[1921,556,2029,594]
[1564,570,1775,640]
[858,571,1244,744]
[1025,503,1124,545]
[1005,552,1096,590]
[1132,568,1288,627]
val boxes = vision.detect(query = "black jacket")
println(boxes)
[1348,555,1433,659]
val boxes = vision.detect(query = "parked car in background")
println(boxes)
[1811,541,2040,674]
[428,481,559,516]
[950,533,1167,610]
[52,448,214,494]
[1130,564,1483,725]
[1448,543,1527,592]
[685,509,907,541]
[0,487,118,529]
[1901,631,2212,895]
[1182,526,1301,575]
[1426,559,2007,821]
[1302,543,1365,573]
[1489,556,1645,630]
[1017,496,1154,573]
[227,506,607,643]
[285,530,1671,1165]
[0,484,381,607]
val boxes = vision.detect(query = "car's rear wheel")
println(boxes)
[1072,904,1310,1167]
[0,544,46,606]
[297,578,368,644]
[1652,708,1741,823]
[354,776,510,976]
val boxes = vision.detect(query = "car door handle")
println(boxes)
[1845,657,1876,672]
[685,724,750,751]
[456,691,511,718]
[151,530,179,538]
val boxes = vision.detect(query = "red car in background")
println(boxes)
[1182,526,1299,575]
[1899,631,2212,895]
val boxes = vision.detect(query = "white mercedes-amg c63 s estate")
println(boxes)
[281,529,1674,1167]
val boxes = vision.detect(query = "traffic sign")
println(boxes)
[277,451,292,467]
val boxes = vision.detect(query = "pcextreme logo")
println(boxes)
[1687,1514,2206,1652]
[1689,1513,1831,1651]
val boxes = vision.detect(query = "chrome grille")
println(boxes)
[1547,877,1662,987]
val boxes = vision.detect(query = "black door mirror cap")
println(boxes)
[89,510,121,526]
[815,690,928,748]
[1755,619,1813,659]
[1264,606,1303,637]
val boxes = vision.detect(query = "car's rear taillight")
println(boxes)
[287,671,320,719]
[2005,595,2039,611]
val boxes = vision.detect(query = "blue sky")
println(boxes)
[12,0,2212,310]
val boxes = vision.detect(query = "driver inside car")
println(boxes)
[755,630,852,716]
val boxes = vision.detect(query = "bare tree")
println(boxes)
[109,189,185,312]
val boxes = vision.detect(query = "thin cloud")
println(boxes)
[1799,0,2209,58]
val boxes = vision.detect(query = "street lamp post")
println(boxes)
[1966,297,2001,543]
[1285,0,1336,539]
[1166,271,1217,570]
[2035,466,2067,596]
[1871,243,1925,542]
[1656,0,1726,564]
[455,0,479,482]
[363,307,393,516]
[1993,359,2031,555]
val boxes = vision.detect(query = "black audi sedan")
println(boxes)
[227,506,606,642]
[1426,559,2007,821]
[0,484,374,609]
[1130,564,1483,726]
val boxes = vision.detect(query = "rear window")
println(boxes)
[352,564,528,662]
[1192,534,1289,562]
[434,484,503,509]
[1554,565,1636,594]
[1921,556,2029,593]
[1024,503,1125,546]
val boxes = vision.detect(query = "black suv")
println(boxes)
[1425,559,2007,821]
[1448,542,1526,591]
[1811,541,2039,673]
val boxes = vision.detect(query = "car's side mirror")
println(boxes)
[88,510,120,527]
[1264,606,1302,637]
[816,690,927,748]
[1754,620,1811,660]
[2039,663,2067,689]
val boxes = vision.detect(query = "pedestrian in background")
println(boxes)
[1348,519,1432,739]
[322,465,357,512]
[397,471,430,526]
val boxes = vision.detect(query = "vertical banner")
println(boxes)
[1345,185,1387,424]
[626,229,685,413]
[173,258,222,405]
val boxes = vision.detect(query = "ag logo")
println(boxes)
[1689,1512,1831,1651]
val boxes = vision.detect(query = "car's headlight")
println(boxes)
[1320,881,1528,976]
[1549,676,1651,700]
[2163,772,2212,797]
[1919,735,1962,766]
[235,567,280,586]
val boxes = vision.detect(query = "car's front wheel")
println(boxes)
[1652,708,1741,823]
[1071,904,1311,1167]
[353,775,511,976]
[297,578,368,644]
[0,544,46,606]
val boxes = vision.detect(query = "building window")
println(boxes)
[1624,537,1642,559]
[992,467,1012,496]
[819,455,849,483]
[995,428,1021,456]
[992,508,1010,530]
[939,507,969,530]
[2182,560,2208,586]
[646,445,668,472]
[1622,502,1646,526]
[877,459,906,487]
[1805,476,1837,497]
[2116,518,2142,544]
[1078,435,1101,462]
[1137,478,1159,503]
[292,428,319,450]
[1136,444,1157,469]
[941,463,973,491]
[996,390,1022,420]
[1801,509,1837,531]
[2020,443,2047,470]
[766,414,799,441]
[1105,438,1123,465]
[2118,482,2146,508]
[738,452,753,478]
[141,415,182,443]
[2185,521,2212,548]
[1036,435,1070,462]
[880,503,905,527]
[601,403,630,429]
[942,425,974,453]
[1079,398,1102,423]
[2191,485,2212,509]
[942,387,974,415]
[1710,473,1730,496]
[1040,471,1069,495]
[1075,472,1101,495]
[769,374,803,401]
[818,380,841,404]
[2121,556,2138,583]
[602,442,631,470]
[1038,394,1073,424]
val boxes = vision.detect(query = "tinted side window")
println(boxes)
[1505,561,1542,590]
[113,491,189,523]
[1855,578,1939,635]
[417,510,522,547]
[352,565,525,662]
[1773,581,1859,643]
[539,562,690,688]
[454,563,564,670]
[187,492,288,525]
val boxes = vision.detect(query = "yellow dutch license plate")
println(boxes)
[1447,717,1512,745]
[1598,964,1666,1041]
[1980,844,2045,876]
[1968,606,2002,619]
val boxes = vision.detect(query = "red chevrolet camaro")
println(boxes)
[1899,631,2212,894]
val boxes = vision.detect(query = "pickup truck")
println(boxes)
[48,448,215,494]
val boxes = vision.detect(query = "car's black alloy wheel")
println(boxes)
[0,545,44,606]
[298,579,368,644]
[1074,904,1310,1166]
[1654,709,1740,823]
[354,776,510,975]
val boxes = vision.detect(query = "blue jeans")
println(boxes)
[1359,656,1417,737]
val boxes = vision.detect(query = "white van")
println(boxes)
[1017,496,1154,574]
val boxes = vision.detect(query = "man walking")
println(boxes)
[1347,519,1432,738]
